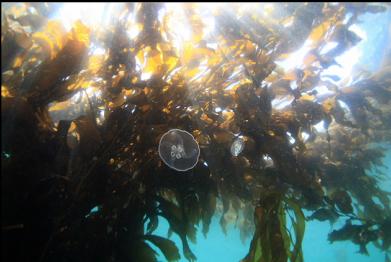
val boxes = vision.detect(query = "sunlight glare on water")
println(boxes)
[51,3,106,30]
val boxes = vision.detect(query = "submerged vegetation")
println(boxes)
[2,2,391,262]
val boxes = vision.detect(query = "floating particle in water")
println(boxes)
[230,137,245,157]
[158,129,200,171]
[2,152,11,159]
[262,154,274,168]
[85,206,100,218]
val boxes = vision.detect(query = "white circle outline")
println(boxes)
[158,128,200,172]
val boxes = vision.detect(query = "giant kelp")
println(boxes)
[1,3,391,262]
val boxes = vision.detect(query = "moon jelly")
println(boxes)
[230,137,245,157]
[158,129,200,171]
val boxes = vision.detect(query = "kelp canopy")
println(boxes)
[2,2,391,262]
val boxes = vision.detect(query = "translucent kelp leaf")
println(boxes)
[1,85,13,98]
[66,122,80,150]
[49,100,72,112]
[182,43,214,65]
[230,137,245,157]
[32,20,67,59]
[88,54,105,74]
[158,129,200,172]
[144,48,163,74]
[70,20,90,45]
[14,30,33,50]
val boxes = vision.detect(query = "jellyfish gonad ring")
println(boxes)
[158,129,200,171]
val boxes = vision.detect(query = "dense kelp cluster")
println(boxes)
[2,2,391,262]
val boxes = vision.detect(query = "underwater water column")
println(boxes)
[2,3,391,262]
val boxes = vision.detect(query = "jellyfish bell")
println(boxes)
[158,129,200,171]
[230,137,245,157]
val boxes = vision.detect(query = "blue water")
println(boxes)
[149,216,250,262]
[303,148,391,262]
[150,152,391,262]
[149,10,391,262]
